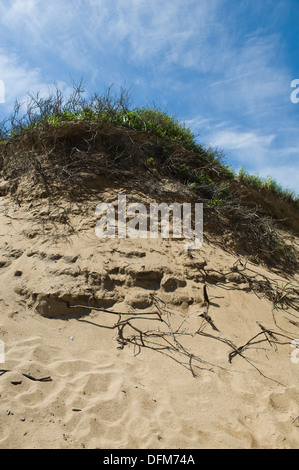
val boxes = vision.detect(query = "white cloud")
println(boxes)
[211,129,275,152]
[0,49,72,117]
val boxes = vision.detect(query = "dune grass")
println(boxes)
[237,167,297,202]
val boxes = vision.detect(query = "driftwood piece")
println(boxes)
[22,373,52,382]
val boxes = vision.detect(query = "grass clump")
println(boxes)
[121,107,199,151]
[238,167,297,203]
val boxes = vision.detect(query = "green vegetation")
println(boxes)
[46,106,200,152]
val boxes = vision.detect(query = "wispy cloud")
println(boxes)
[0,48,72,115]
[0,50,44,105]
[211,129,275,155]
[0,0,222,72]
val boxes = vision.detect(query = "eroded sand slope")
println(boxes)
[0,187,299,450]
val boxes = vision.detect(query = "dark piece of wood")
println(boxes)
[22,373,52,382]
[203,285,210,305]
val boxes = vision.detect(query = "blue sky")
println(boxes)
[0,0,298,194]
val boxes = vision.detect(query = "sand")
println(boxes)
[0,190,299,449]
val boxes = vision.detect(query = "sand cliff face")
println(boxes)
[0,122,299,449]
[0,184,299,449]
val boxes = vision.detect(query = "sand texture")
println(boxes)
[0,186,298,450]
